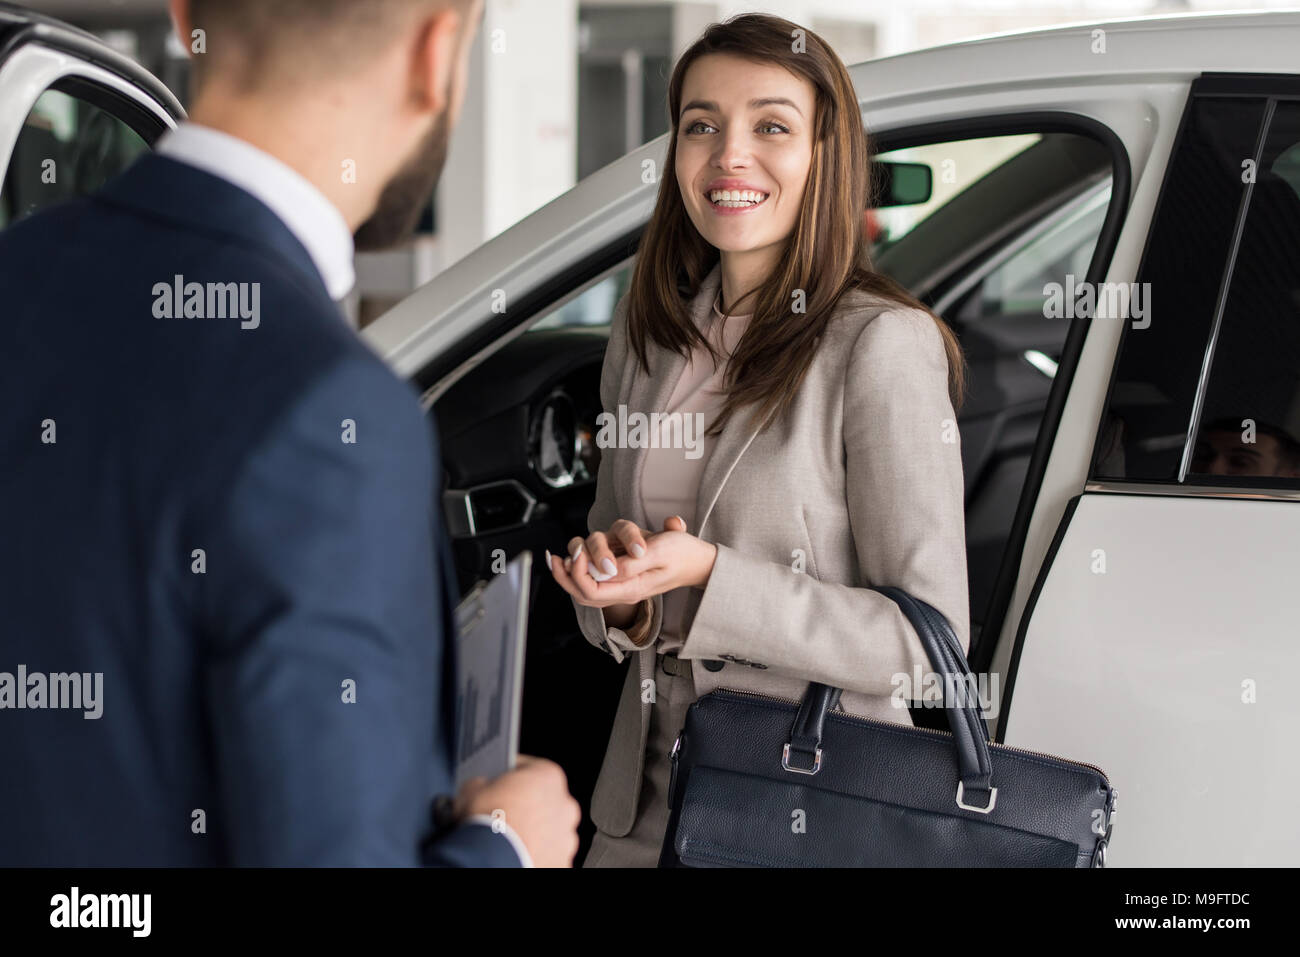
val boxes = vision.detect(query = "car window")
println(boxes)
[872,131,1112,304]
[1091,90,1300,488]
[1272,140,1300,200]
[872,134,1041,250]
[0,86,148,230]
[1187,99,1300,484]
[955,182,1111,325]
[529,264,632,330]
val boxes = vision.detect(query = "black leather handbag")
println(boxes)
[659,585,1117,867]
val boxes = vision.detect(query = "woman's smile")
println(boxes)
[705,188,771,214]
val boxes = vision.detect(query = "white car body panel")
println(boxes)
[1005,493,1300,865]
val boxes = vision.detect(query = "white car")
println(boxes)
[3,5,1297,866]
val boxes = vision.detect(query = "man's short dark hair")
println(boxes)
[186,0,475,91]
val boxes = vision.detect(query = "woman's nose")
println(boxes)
[712,127,753,169]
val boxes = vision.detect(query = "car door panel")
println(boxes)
[999,75,1300,865]
[1003,491,1300,866]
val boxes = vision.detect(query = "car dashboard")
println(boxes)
[432,326,609,591]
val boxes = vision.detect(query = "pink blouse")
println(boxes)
[639,294,751,653]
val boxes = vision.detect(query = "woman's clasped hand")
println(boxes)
[546,516,718,608]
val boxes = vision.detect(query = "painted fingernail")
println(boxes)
[630,543,646,558]
[564,556,572,569]
[589,568,611,582]
[570,542,584,559]
[545,549,553,566]
[601,558,617,575]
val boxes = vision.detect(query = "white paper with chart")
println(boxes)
[453,551,531,790]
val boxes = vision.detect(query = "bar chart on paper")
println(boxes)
[452,552,530,790]
[457,622,507,765]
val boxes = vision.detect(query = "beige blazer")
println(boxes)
[571,262,970,838]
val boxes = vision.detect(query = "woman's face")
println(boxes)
[675,53,817,258]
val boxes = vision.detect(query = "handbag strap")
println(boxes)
[783,586,997,811]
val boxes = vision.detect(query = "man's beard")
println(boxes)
[353,111,450,252]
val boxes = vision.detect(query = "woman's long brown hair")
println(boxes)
[626,13,967,435]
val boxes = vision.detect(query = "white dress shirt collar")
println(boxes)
[155,122,356,301]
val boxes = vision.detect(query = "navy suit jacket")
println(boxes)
[0,154,520,866]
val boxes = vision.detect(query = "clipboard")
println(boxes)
[452,550,531,790]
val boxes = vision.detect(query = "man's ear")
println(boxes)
[409,6,462,116]
[168,0,193,57]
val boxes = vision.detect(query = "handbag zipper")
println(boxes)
[708,687,1112,781]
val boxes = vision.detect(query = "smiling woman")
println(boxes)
[633,15,964,419]
[546,13,973,868]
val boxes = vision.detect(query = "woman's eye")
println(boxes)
[682,120,789,135]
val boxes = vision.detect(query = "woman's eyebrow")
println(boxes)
[680,97,804,117]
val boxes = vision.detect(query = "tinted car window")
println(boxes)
[1091,95,1271,482]
[1187,99,1300,484]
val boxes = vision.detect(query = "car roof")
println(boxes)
[849,10,1300,105]
[904,7,1300,53]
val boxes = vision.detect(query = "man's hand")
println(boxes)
[453,755,581,867]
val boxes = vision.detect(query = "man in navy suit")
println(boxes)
[0,0,580,866]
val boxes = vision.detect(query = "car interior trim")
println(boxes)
[443,479,539,539]
[1083,480,1300,502]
